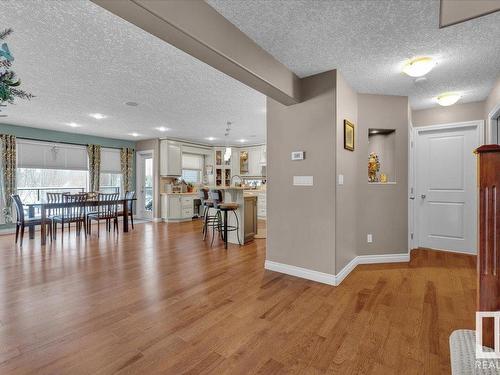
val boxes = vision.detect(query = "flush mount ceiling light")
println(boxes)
[66,122,81,128]
[402,57,435,77]
[436,92,461,106]
[89,113,107,120]
[239,139,246,143]
[128,132,140,137]
[155,126,169,132]
[206,137,216,141]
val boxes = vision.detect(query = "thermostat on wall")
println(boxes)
[291,151,305,160]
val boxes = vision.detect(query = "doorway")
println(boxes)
[412,121,482,254]
[136,150,154,220]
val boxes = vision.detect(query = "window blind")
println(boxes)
[101,148,121,173]
[17,139,88,171]
[182,153,204,170]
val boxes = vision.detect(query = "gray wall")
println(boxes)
[267,70,336,274]
[335,71,358,273]
[412,101,485,127]
[356,94,409,256]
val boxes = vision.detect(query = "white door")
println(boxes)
[416,123,481,254]
[137,151,154,220]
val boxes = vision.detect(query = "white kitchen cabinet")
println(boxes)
[161,194,196,221]
[160,140,182,176]
[248,147,262,176]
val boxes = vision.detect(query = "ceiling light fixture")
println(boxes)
[239,139,246,143]
[155,126,169,132]
[129,132,140,137]
[436,92,461,107]
[206,137,216,141]
[402,57,434,77]
[89,113,107,120]
[66,122,81,128]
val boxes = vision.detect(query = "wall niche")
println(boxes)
[368,128,396,183]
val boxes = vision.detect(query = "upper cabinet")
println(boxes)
[160,140,182,176]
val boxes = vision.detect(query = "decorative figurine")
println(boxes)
[368,152,380,182]
[380,173,388,183]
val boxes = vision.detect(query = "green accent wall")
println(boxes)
[0,123,136,229]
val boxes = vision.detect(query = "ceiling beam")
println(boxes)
[91,0,302,105]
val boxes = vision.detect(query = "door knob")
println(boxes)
[421,194,426,199]
[409,196,415,200]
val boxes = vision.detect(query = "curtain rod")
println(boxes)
[16,137,133,151]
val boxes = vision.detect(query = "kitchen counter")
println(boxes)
[160,192,198,196]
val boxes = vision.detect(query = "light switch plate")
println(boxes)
[367,234,373,243]
[291,151,305,161]
[293,176,313,186]
[338,174,344,185]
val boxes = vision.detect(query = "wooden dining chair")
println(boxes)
[87,193,119,237]
[52,193,88,238]
[118,191,135,229]
[11,194,51,246]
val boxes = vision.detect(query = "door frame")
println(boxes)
[409,120,484,253]
[487,102,500,144]
[136,149,154,220]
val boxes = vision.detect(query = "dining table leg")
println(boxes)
[28,205,35,239]
[40,206,46,246]
[122,201,129,233]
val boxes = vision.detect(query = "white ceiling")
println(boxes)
[0,0,266,144]
[207,0,500,110]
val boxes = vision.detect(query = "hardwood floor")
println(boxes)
[0,220,476,374]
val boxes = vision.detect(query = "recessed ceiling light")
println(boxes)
[239,139,246,143]
[129,132,140,137]
[206,137,216,141]
[402,57,435,77]
[89,113,107,120]
[436,92,461,107]
[155,126,169,132]
[66,122,81,128]
[125,101,139,107]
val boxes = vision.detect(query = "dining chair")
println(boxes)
[52,193,88,238]
[118,191,135,229]
[87,193,119,237]
[46,192,68,232]
[11,194,51,246]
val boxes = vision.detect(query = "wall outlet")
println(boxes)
[367,234,373,243]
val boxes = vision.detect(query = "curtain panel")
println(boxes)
[0,134,17,223]
[120,148,134,194]
[87,144,101,192]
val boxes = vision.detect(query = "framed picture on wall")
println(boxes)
[344,120,355,151]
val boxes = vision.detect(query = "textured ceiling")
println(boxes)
[0,0,266,144]
[207,0,500,110]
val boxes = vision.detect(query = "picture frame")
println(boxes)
[344,120,355,151]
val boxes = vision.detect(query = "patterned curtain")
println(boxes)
[87,144,101,192]
[120,147,134,194]
[0,134,16,223]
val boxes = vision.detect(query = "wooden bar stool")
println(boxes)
[198,188,217,240]
[208,190,241,249]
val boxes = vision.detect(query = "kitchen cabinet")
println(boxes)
[161,193,195,221]
[160,140,182,176]
[239,145,265,177]
[244,196,257,243]
[214,147,232,186]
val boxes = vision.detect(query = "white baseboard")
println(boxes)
[264,260,335,285]
[265,252,410,287]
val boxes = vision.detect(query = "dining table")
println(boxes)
[24,197,136,245]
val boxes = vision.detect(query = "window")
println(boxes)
[100,148,121,193]
[16,140,89,204]
[182,153,204,184]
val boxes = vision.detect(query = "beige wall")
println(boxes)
[335,71,358,273]
[412,101,485,127]
[267,70,336,274]
[136,139,161,219]
[356,94,409,256]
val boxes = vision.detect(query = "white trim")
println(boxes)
[136,150,154,220]
[265,253,410,286]
[264,260,335,285]
[487,103,500,144]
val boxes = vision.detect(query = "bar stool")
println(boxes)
[198,188,218,240]
[208,190,241,249]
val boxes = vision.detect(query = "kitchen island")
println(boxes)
[206,186,257,245]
